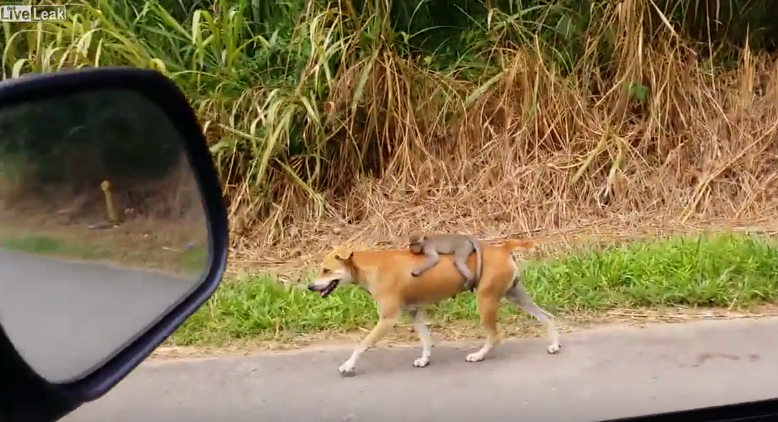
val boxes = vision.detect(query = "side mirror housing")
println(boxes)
[0,67,228,422]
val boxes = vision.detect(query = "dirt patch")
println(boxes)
[0,219,207,275]
[151,305,778,360]
[0,156,209,276]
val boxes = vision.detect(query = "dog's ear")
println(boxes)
[324,246,353,264]
[335,251,354,262]
[335,251,360,277]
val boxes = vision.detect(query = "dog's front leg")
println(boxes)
[339,316,397,375]
[467,292,501,363]
[408,308,432,368]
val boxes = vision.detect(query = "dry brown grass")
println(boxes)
[220,6,778,276]
[9,0,776,278]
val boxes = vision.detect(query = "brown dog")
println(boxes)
[307,238,562,375]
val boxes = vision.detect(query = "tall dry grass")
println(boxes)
[3,0,778,271]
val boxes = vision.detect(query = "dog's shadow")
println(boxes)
[243,337,561,384]
[342,340,546,378]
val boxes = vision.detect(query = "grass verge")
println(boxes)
[0,231,208,276]
[169,232,778,348]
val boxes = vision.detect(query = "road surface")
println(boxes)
[66,317,778,422]
[0,248,199,383]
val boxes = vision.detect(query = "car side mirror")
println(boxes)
[0,67,228,422]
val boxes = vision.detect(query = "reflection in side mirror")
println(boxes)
[0,87,210,383]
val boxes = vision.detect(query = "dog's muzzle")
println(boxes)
[307,280,340,298]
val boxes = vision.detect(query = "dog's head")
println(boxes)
[307,248,358,298]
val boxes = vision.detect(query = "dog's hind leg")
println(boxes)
[466,293,501,362]
[408,308,432,368]
[505,277,562,354]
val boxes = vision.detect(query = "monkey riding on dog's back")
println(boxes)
[307,238,562,376]
[408,232,484,293]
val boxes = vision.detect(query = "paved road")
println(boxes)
[66,317,778,422]
[0,248,199,383]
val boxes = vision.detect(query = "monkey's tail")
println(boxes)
[500,239,537,252]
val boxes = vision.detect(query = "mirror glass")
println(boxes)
[0,87,210,383]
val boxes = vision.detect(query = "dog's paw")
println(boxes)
[465,352,485,363]
[413,357,430,368]
[547,343,562,354]
[338,360,356,376]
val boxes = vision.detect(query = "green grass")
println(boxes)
[1,235,108,260]
[181,245,210,277]
[169,232,778,347]
[1,233,207,276]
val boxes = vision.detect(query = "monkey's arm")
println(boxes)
[411,250,441,277]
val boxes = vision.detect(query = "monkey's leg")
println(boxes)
[411,251,440,277]
[453,248,476,288]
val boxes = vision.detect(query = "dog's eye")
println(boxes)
[322,269,331,274]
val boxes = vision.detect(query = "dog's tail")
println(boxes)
[500,238,537,252]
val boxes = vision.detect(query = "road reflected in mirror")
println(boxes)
[0,88,210,383]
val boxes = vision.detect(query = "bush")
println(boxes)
[3,0,778,247]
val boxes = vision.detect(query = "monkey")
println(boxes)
[408,232,484,293]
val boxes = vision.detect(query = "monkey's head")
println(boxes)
[408,232,425,254]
